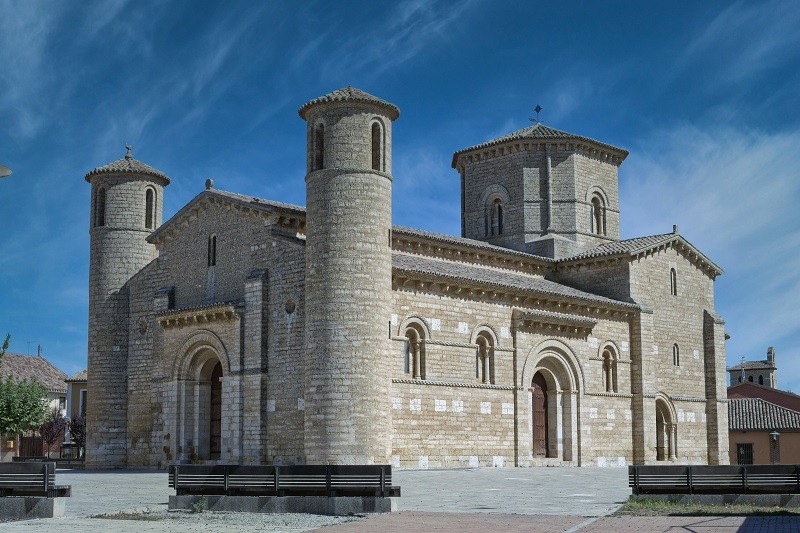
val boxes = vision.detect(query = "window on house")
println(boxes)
[208,235,217,267]
[59,397,66,411]
[145,188,155,229]
[313,123,325,171]
[95,187,107,227]
[591,195,605,235]
[371,122,382,171]
[476,333,494,384]
[79,389,87,417]
[670,268,678,296]
[673,344,680,366]
[404,324,426,380]
[736,443,754,465]
[748,375,754,382]
[759,375,764,385]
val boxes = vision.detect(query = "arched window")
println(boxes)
[738,375,743,383]
[476,332,494,384]
[602,348,617,392]
[208,234,217,267]
[404,324,426,380]
[591,195,605,235]
[670,268,678,296]
[371,122,382,171]
[145,188,155,230]
[486,197,504,237]
[95,186,107,227]
[672,344,680,366]
[313,123,325,171]
[758,374,764,385]
[748,375,754,382]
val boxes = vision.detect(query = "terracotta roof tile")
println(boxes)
[728,398,800,431]
[392,252,636,309]
[0,353,68,394]
[65,369,87,382]
[452,122,628,167]
[85,147,170,183]
[298,86,399,120]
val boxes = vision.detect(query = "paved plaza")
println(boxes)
[0,467,798,532]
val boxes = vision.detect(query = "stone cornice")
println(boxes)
[512,308,598,337]
[157,303,239,329]
[392,378,514,391]
[453,138,627,171]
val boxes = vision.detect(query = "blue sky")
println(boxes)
[1,0,798,391]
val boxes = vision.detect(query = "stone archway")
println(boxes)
[521,341,583,464]
[168,330,231,464]
[655,396,677,461]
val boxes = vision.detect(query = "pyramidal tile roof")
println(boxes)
[0,353,68,394]
[452,122,628,167]
[298,86,400,120]
[85,146,170,184]
[729,398,800,431]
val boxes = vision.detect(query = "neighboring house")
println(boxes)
[65,369,87,420]
[85,86,730,469]
[727,346,777,387]
[729,397,800,465]
[728,381,800,412]
[0,353,68,461]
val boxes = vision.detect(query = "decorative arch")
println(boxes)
[586,186,609,236]
[521,339,583,462]
[171,329,231,463]
[654,392,678,461]
[599,342,619,393]
[398,315,430,380]
[479,184,511,238]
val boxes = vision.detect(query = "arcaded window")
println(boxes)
[404,323,426,380]
[371,122,382,171]
[672,344,680,366]
[670,268,678,296]
[591,195,605,235]
[476,332,494,384]
[95,186,107,227]
[145,188,155,230]
[208,234,217,267]
[602,348,618,392]
[313,123,324,171]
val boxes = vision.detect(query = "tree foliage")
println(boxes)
[0,377,49,439]
[40,407,67,456]
[0,333,9,362]
[67,415,86,457]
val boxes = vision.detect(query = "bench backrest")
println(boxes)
[0,462,56,490]
[169,464,393,492]
[629,464,800,494]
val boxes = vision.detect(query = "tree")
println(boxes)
[39,407,67,458]
[0,333,9,362]
[67,415,86,458]
[0,377,49,453]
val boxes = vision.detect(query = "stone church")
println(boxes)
[85,87,729,469]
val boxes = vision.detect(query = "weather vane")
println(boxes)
[529,104,542,123]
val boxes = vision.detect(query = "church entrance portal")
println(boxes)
[532,372,550,457]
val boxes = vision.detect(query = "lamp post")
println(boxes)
[770,430,781,464]
[0,163,11,178]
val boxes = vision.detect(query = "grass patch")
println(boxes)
[614,496,800,517]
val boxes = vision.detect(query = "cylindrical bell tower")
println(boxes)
[84,146,169,468]
[300,87,399,464]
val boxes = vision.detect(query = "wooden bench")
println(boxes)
[629,464,800,495]
[169,464,400,498]
[0,462,71,498]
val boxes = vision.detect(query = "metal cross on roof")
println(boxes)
[529,104,543,123]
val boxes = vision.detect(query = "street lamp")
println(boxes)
[770,430,781,464]
[0,163,11,178]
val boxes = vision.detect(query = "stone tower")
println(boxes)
[453,123,628,259]
[84,147,169,468]
[299,87,399,464]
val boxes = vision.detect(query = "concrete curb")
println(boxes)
[169,495,397,515]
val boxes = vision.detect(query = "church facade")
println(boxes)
[85,87,729,469]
